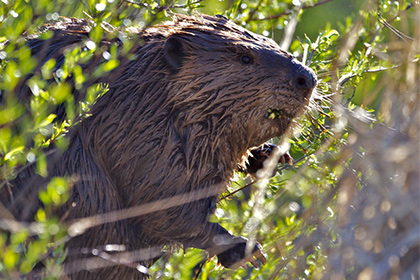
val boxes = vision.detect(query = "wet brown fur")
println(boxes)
[5,14,316,279]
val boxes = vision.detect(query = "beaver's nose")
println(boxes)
[292,66,317,93]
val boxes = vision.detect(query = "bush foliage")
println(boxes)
[0,0,418,279]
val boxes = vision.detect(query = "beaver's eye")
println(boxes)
[240,55,252,65]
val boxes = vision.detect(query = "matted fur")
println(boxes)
[6,14,316,279]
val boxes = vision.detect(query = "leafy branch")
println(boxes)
[246,0,334,23]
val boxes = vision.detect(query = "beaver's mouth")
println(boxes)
[265,108,294,121]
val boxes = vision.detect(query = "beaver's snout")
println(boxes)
[260,50,316,97]
[288,59,317,98]
[292,65,317,94]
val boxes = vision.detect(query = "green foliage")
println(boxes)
[0,0,418,279]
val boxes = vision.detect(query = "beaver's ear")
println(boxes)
[164,36,185,70]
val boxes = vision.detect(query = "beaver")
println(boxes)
[4,14,317,279]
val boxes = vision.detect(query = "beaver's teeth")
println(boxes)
[268,112,276,119]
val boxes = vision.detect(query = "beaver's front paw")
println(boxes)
[242,143,293,178]
[216,237,266,269]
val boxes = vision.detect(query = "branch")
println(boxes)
[246,0,265,24]
[220,154,313,201]
[251,0,334,22]
[122,0,203,10]
[339,65,398,87]
[377,13,413,42]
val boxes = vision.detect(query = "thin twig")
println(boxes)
[339,65,398,87]
[245,0,265,24]
[377,13,413,42]
[220,181,255,200]
[221,154,313,201]
[251,0,334,22]
[122,0,203,10]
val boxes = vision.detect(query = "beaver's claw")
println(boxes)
[216,238,266,269]
[278,152,293,166]
[243,241,266,269]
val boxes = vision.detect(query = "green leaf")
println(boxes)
[4,145,24,161]
[3,249,19,270]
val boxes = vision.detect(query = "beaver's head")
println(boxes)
[145,14,317,149]
[96,14,317,178]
